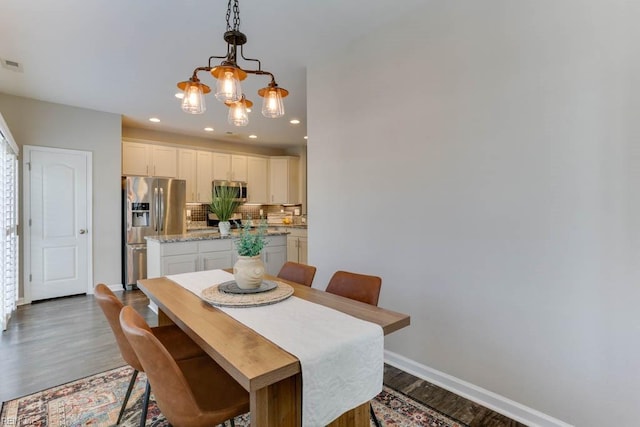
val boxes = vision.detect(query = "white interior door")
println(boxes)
[24,146,92,301]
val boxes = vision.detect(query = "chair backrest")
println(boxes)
[325,271,382,306]
[94,283,143,371]
[277,261,317,287]
[119,306,202,424]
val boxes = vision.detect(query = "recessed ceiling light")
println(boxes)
[304,136,308,140]
[204,127,214,132]
[175,92,184,99]
[249,135,258,139]
[289,119,300,125]
[149,117,161,123]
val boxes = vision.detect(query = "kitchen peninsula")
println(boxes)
[146,230,289,280]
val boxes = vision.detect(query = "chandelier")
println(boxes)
[177,0,288,127]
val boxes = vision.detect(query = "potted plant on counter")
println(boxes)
[209,185,241,237]
[233,220,268,289]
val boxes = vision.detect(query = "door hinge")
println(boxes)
[29,218,32,226]
[29,274,32,282]
[27,162,31,171]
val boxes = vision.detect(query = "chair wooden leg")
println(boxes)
[139,380,151,427]
[370,402,382,427]
[117,369,139,425]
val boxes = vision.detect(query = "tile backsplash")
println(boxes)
[187,203,303,222]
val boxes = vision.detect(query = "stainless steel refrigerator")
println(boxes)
[122,176,186,287]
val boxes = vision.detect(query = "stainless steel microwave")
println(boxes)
[212,180,247,202]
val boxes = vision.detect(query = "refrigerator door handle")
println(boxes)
[154,187,159,232]
[127,199,132,231]
[159,187,164,232]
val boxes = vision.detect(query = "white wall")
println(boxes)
[0,94,122,296]
[307,1,640,425]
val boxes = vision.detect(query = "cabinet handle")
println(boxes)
[265,252,269,262]
[154,165,156,175]
[146,165,149,175]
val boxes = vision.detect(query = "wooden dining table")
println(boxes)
[137,271,410,427]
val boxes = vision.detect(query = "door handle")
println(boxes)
[159,187,164,232]
[79,229,87,234]
[153,187,160,231]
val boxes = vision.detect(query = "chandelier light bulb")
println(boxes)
[261,87,285,118]
[228,100,249,127]
[215,69,242,103]
[181,82,206,114]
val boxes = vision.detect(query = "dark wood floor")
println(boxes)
[1,290,524,426]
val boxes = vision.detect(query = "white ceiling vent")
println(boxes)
[1,58,24,72]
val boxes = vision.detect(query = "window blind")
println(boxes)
[1,118,18,331]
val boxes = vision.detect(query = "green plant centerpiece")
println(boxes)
[209,185,241,237]
[233,219,269,289]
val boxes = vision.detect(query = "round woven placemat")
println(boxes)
[201,280,294,308]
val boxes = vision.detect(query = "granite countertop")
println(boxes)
[146,229,289,243]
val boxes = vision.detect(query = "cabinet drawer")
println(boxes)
[161,242,198,256]
[198,239,233,252]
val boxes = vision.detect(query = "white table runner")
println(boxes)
[166,270,384,427]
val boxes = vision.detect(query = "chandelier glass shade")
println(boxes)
[177,0,288,127]
[179,80,210,114]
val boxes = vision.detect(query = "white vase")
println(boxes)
[233,255,265,289]
[218,221,231,237]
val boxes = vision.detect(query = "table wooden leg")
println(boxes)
[327,402,370,427]
[157,308,174,326]
[251,373,302,427]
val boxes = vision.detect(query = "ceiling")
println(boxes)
[0,0,425,148]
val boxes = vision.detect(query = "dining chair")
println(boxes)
[324,270,383,426]
[325,270,382,306]
[119,305,250,427]
[277,261,317,287]
[94,284,204,426]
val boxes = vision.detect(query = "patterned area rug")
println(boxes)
[0,366,464,426]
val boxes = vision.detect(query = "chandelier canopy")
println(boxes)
[177,0,288,126]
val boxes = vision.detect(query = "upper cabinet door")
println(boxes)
[177,149,197,202]
[212,152,231,181]
[196,151,213,203]
[122,142,177,177]
[231,155,248,182]
[269,156,299,204]
[122,142,150,176]
[247,156,268,203]
[151,146,177,178]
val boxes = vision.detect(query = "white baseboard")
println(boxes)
[107,284,125,293]
[17,297,27,306]
[384,350,573,427]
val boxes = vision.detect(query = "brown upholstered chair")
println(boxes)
[277,261,317,287]
[94,284,204,426]
[325,270,382,306]
[119,306,250,427]
[324,271,383,426]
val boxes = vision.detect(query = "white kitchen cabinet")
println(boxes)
[196,151,213,203]
[148,235,287,278]
[122,142,148,176]
[247,156,268,203]
[213,153,248,181]
[262,243,288,276]
[231,155,248,181]
[161,254,199,275]
[177,149,197,202]
[269,156,299,204]
[285,228,308,264]
[212,152,231,181]
[201,251,234,271]
[122,141,177,177]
